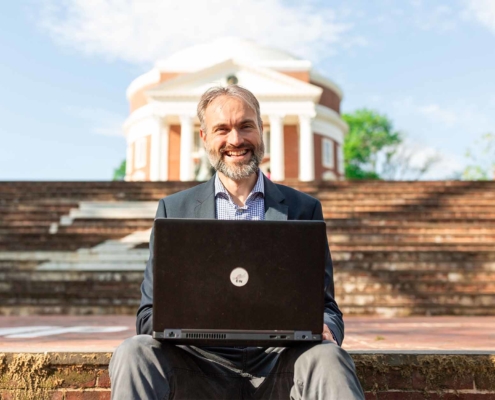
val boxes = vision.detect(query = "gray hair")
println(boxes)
[197,85,263,133]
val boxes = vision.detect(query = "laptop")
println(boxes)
[152,218,326,347]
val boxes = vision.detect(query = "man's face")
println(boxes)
[200,95,264,181]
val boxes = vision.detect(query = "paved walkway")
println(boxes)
[0,316,493,353]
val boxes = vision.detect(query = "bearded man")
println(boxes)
[109,85,364,400]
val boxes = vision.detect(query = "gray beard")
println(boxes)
[207,142,265,181]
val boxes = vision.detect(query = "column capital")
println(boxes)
[298,114,314,123]
[268,114,285,121]
[179,114,195,124]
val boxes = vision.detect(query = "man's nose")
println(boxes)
[227,128,244,146]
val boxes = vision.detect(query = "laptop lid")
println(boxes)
[152,218,326,346]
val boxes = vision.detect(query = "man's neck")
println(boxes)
[218,171,258,207]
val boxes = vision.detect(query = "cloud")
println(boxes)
[463,0,495,33]
[65,107,126,137]
[35,0,359,66]
[417,104,458,126]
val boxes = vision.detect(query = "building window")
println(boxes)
[322,138,334,169]
[263,130,271,155]
[135,137,147,169]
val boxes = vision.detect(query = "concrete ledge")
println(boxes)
[1,352,494,399]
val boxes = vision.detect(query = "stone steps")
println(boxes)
[1,266,494,316]
[1,351,493,399]
[328,233,495,243]
[0,180,494,316]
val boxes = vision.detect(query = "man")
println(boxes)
[110,85,364,399]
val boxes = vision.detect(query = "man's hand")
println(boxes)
[322,324,336,343]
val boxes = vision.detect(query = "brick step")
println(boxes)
[1,270,493,301]
[338,293,495,308]
[332,250,495,262]
[325,218,495,227]
[315,187,495,195]
[328,226,495,234]
[323,211,495,219]
[320,198,495,205]
[322,205,495,212]
[0,212,69,222]
[1,227,142,235]
[334,260,495,271]
[0,219,152,228]
[0,304,137,315]
[0,204,75,212]
[0,220,56,228]
[0,259,42,270]
[126,242,495,252]
[1,180,494,193]
[1,352,494,398]
[0,235,119,251]
[341,305,495,316]
[336,278,495,294]
[317,191,495,199]
[331,244,495,251]
[328,233,495,243]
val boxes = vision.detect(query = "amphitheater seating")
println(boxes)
[0,180,494,316]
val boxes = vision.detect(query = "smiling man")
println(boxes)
[109,85,364,400]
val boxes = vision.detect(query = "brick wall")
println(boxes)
[1,352,494,399]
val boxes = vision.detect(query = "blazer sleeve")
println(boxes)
[311,200,345,346]
[136,199,167,335]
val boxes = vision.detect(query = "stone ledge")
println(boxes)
[1,351,494,399]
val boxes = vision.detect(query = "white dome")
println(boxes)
[155,37,311,72]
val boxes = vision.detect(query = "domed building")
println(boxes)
[124,37,347,182]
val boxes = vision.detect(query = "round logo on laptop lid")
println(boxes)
[230,267,249,287]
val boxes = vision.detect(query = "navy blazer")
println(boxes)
[136,174,345,345]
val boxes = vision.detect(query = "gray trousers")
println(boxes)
[109,335,364,400]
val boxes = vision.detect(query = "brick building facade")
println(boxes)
[124,38,348,182]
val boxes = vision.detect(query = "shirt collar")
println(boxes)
[214,171,265,199]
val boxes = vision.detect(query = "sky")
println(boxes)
[0,0,494,180]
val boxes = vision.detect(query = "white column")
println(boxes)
[159,124,169,181]
[269,115,284,181]
[337,143,345,178]
[149,117,162,182]
[299,115,315,181]
[180,115,195,181]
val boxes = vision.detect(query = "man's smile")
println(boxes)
[222,149,251,160]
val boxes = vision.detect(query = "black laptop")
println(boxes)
[152,218,326,347]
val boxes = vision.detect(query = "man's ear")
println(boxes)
[199,128,207,145]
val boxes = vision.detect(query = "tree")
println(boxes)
[342,109,440,180]
[378,141,441,181]
[342,109,402,180]
[113,160,126,181]
[463,133,495,180]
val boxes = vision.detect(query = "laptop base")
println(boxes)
[153,329,322,347]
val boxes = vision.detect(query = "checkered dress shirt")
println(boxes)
[214,172,265,220]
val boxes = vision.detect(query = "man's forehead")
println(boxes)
[206,95,256,116]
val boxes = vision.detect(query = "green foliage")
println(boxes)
[113,160,126,181]
[342,109,402,180]
[462,133,495,181]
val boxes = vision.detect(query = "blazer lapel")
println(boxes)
[194,176,216,219]
[263,175,288,221]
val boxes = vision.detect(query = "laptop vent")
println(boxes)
[185,333,227,339]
